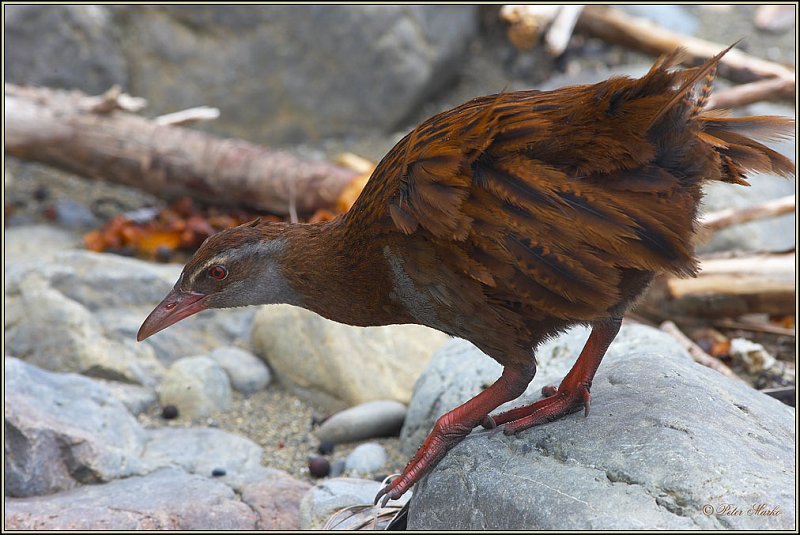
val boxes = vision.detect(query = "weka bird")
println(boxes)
[138,46,795,504]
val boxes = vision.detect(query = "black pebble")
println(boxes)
[161,404,179,419]
[308,456,331,478]
[211,467,226,477]
[317,440,335,455]
[155,246,173,263]
[33,186,50,201]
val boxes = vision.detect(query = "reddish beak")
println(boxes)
[137,287,208,341]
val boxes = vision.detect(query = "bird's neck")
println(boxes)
[276,219,404,327]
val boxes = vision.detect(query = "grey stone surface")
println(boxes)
[3,228,262,373]
[157,356,233,419]
[3,468,257,530]
[209,346,272,394]
[95,379,157,415]
[401,324,692,456]
[345,443,388,475]
[141,427,264,488]
[402,327,795,529]
[4,357,146,498]
[316,400,407,444]
[4,5,128,93]
[5,271,164,386]
[3,224,82,267]
[111,5,477,145]
[252,305,449,409]
[299,477,411,530]
[238,468,312,530]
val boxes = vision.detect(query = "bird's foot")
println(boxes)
[486,384,592,435]
[374,414,473,507]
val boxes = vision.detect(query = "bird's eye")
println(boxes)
[208,265,227,280]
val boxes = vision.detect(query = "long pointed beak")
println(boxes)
[137,287,208,341]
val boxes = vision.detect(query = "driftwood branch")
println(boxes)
[700,195,795,234]
[660,321,743,382]
[544,5,585,56]
[640,252,795,320]
[155,106,220,127]
[4,84,360,215]
[575,6,795,90]
[705,77,797,110]
[713,318,795,338]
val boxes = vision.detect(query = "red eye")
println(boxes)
[208,265,227,280]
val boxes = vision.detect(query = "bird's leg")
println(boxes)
[487,317,622,435]
[375,364,535,506]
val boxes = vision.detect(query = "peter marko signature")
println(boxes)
[702,503,783,517]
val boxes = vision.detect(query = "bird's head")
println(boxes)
[137,220,298,341]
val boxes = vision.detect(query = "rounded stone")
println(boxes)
[157,356,232,419]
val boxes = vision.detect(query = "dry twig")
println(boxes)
[660,321,743,382]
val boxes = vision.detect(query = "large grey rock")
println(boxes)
[239,468,312,530]
[401,324,691,456]
[5,243,256,377]
[5,271,163,386]
[3,224,82,267]
[316,400,407,444]
[402,326,795,529]
[157,356,233,419]
[209,346,272,394]
[4,5,128,93]
[299,477,411,530]
[141,427,264,488]
[110,5,478,145]
[3,468,257,530]
[252,305,449,409]
[4,357,146,497]
[95,379,157,415]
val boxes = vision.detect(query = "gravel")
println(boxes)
[136,385,409,483]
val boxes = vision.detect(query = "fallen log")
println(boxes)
[5,84,361,216]
[639,252,796,320]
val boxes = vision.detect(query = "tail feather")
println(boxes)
[647,41,739,130]
[700,116,796,182]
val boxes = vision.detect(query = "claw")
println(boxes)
[374,486,387,506]
[582,389,591,417]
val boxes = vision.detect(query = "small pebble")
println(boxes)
[33,186,50,201]
[308,455,331,478]
[317,440,335,455]
[161,404,179,419]
[155,245,173,263]
[345,443,388,474]
[107,246,136,257]
[211,467,226,477]
[329,459,346,478]
[52,199,99,228]
[315,400,406,444]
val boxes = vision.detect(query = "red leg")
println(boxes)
[488,318,621,434]
[375,364,534,506]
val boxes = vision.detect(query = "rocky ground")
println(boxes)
[4,4,796,531]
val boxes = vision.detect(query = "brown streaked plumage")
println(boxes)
[138,46,795,505]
